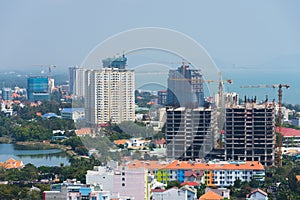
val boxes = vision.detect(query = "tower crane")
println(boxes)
[169,71,232,109]
[48,65,56,78]
[206,72,233,148]
[31,64,56,78]
[240,84,290,167]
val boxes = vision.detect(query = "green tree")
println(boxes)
[166,180,181,189]
[196,183,206,198]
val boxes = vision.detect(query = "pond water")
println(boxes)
[0,143,70,167]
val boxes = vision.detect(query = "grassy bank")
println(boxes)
[0,137,13,144]
[15,142,56,150]
[15,141,80,159]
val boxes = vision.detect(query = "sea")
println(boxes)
[135,68,300,105]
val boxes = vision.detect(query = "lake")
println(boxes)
[0,144,70,167]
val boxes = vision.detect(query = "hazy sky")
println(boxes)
[1,0,300,70]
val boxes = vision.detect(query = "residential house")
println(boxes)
[205,188,230,199]
[152,186,197,200]
[0,158,24,169]
[199,190,223,200]
[246,188,268,200]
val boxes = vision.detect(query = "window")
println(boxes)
[122,183,125,187]
[122,177,125,181]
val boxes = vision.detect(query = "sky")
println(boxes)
[1,0,300,71]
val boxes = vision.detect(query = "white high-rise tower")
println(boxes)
[85,55,135,125]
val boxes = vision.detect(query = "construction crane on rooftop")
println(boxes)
[31,64,56,78]
[48,65,56,78]
[240,83,290,167]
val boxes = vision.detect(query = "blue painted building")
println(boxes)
[27,76,50,101]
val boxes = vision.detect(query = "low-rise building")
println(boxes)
[205,188,230,199]
[199,190,223,200]
[61,108,85,122]
[43,179,110,200]
[75,128,93,137]
[291,117,300,127]
[86,165,148,200]
[279,127,300,148]
[246,188,268,200]
[113,138,151,149]
[152,185,197,200]
[0,158,24,169]
[127,160,265,187]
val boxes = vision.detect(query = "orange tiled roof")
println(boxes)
[6,158,16,163]
[114,139,129,145]
[127,160,170,170]
[199,190,223,200]
[0,158,24,169]
[75,128,92,135]
[296,175,300,181]
[126,160,264,171]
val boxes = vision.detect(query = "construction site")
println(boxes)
[224,100,275,166]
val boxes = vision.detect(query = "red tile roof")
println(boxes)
[181,182,199,187]
[155,138,166,145]
[277,127,300,137]
[184,171,203,177]
[151,189,165,193]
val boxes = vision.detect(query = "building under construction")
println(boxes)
[166,107,217,160]
[224,100,275,166]
[166,64,204,108]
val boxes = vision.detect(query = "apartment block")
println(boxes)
[1,87,12,100]
[225,103,275,166]
[86,165,148,200]
[85,67,135,125]
[166,107,216,160]
[68,67,87,97]
[278,127,300,148]
[127,160,265,187]
[157,90,167,105]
